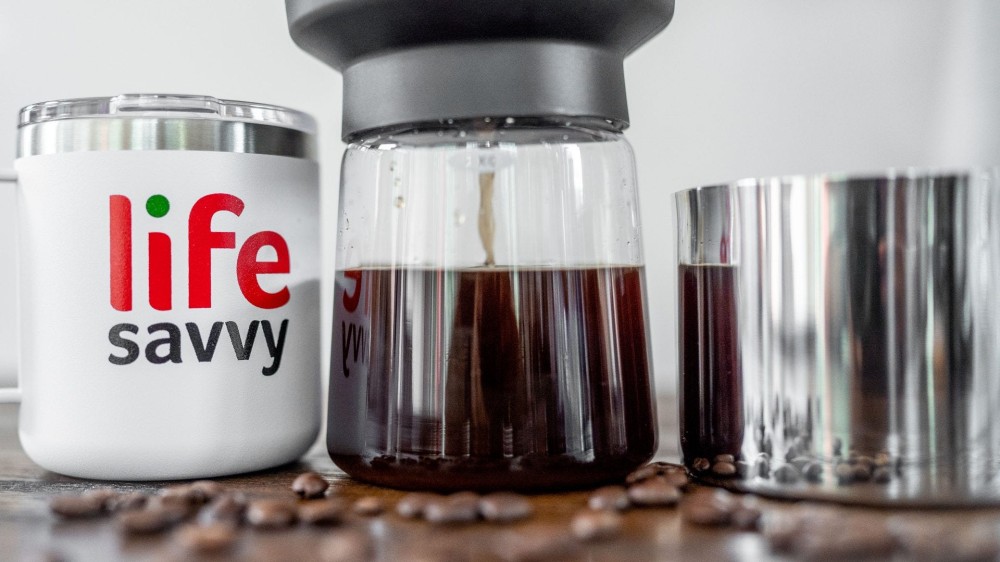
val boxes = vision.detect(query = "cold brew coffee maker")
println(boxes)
[286,0,674,490]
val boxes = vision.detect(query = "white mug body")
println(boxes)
[15,96,321,480]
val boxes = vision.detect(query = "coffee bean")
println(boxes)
[159,484,201,505]
[570,509,622,541]
[625,464,659,485]
[835,462,854,485]
[754,457,771,479]
[49,495,104,518]
[320,529,373,562]
[298,499,346,525]
[713,454,736,464]
[81,488,119,510]
[587,486,630,512]
[802,462,823,483]
[174,522,237,553]
[664,470,691,488]
[785,446,802,463]
[773,464,800,484]
[874,452,891,467]
[291,471,329,499]
[680,489,735,526]
[852,464,873,482]
[853,455,875,470]
[245,499,297,528]
[396,492,441,518]
[353,496,384,516]
[789,456,812,471]
[146,494,197,518]
[872,466,892,484]
[118,506,186,534]
[712,461,737,476]
[627,478,681,507]
[107,492,147,513]
[189,480,224,502]
[692,457,711,472]
[480,492,534,522]
[424,492,480,524]
[198,493,246,525]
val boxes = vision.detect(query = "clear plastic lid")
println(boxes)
[18,94,316,134]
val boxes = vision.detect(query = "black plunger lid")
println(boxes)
[286,0,674,140]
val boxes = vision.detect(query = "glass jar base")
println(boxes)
[331,451,654,492]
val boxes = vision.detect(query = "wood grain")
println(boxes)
[2,402,999,561]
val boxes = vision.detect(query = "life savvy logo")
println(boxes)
[107,193,290,375]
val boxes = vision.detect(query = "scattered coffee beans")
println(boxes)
[680,489,735,527]
[189,480,224,502]
[872,466,892,484]
[244,499,297,529]
[712,461,737,477]
[802,462,823,483]
[49,495,105,518]
[174,522,237,553]
[423,492,480,525]
[291,472,329,499]
[773,464,800,484]
[353,496,384,516]
[587,486,630,512]
[107,492,147,513]
[396,492,440,519]
[298,499,346,525]
[81,488,119,510]
[479,492,534,522]
[570,509,622,541]
[197,493,247,525]
[625,464,659,485]
[117,506,185,534]
[627,478,681,507]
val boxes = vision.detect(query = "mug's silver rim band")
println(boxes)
[17,117,315,160]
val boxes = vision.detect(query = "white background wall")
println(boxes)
[1,1,998,395]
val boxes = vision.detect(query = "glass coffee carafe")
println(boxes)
[329,117,657,490]
[285,0,675,490]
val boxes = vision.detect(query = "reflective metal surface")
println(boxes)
[17,94,315,159]
[676,169,1000,506]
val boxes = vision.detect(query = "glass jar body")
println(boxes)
[329,118,656,491]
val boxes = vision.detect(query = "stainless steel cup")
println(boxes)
[676,169,1000,506]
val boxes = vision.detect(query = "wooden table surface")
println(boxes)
[2,401,999,562]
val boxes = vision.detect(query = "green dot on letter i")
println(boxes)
[146,195,170,218]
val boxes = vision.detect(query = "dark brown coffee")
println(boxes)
[330,266,656,491]
[678,264,743,465]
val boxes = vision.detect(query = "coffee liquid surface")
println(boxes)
[331,266,656,491]
[678,264,744,464]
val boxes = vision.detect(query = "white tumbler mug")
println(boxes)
[6,94,321,480]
